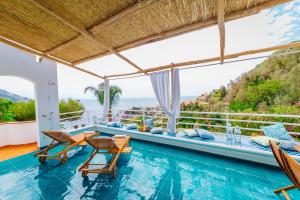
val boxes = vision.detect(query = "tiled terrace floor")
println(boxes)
[1,138,300,200]
[0,143,39,161]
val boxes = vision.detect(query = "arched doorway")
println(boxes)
[0,43,60,147]
[0,76,38,147]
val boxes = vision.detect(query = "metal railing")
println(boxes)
[59,108,300,136]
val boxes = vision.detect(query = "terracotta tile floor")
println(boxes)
[0,143,39,161]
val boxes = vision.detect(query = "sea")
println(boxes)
[79,96,196,111]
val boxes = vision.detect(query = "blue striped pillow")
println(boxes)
[280,141,298,151]
[261,123,292,140]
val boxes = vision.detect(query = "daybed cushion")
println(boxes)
[196,128,214,140]
[261,123,292,140]
[106,121,123,128]
[145,118,154,129]
[279,141,299,151]
[106,122,116,127]
[183,129,198,137]
[251,136,280,147]
[127,123,137,130]
[151,127,164,134]
[114,121,123,128]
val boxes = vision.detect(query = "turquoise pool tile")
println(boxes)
[285,189,300,199]
[225,159,246,172]
[0,186,44,200]
[107,178,157,200]
[227,170,252,190]
[159,172,182,199]
[250,182,280,200]
[246,173,274,186]
[0,138,296,200]
[180,187,203,200]
[154,192,178,200]
[230,187,255,200]
[76,176,121,199]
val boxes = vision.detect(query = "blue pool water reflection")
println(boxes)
[0,137,299,200]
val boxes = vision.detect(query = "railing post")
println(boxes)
[142,108,146,126]
[226,113,229,126]
[86,110,90,125]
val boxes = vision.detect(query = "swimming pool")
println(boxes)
[0,133,299,199]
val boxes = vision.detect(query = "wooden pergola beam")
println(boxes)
[0,36,104,79]
[32,0,150,74]
[106,41,300,78]
[73,0,292,65]
[45,0,157,55]
[216,0,225,63]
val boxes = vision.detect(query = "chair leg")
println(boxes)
[282,190,291,200]
[274,185,296,200]
[274,185,296,193]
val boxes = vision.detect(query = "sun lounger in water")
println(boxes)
[269,140,298,199]
[79,135,132,178]
[34,130,99,164]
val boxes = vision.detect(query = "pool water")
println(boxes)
[0,137,299,200]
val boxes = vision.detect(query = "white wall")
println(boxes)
[0,122,38,147]
[0,44,60,147]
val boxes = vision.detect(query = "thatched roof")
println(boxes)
[0,0,294,78]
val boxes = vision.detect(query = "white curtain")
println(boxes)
[169,68,181,133]
[150,69,181,134]
[102,79,110,121]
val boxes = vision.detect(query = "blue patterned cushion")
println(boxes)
[106,121,123,128]
[261,123,292,140]
[183,129,198,137]
[151,127,163,134]
[280,141,298,151]
[114,121,123,128]
[196,129,214,140]
[200,132,214,140]
[127,123,137,130]
[145,118,154,129]
[106,122,116,127]
[251,136,280,147]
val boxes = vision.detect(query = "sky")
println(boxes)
[0,0,299,100]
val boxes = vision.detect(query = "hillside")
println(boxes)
[0,89,29,102]
[181,46,300,114]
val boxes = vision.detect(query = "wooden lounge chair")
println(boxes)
[279,150,300,200]
[34,130,99,164]
[79,135,132,178]
[269,141,297,199]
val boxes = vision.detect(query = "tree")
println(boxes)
[11,100,35,121]
[59,99,85,119]
[0,98,15,122]
[84,83,122,121]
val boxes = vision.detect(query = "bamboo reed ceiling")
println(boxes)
[0,0,294,79]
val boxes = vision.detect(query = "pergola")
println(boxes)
[0,0,299,80]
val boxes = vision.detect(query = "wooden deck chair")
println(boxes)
[279,150,300,200]
[34,130,99,164]
[269,141,297,199]
[79,135,132,178]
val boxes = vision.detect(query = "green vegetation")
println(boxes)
[59,99,84,119]
[0,99,15,122]
[0,98,84,122]
[180,47,300,135]
[11,100,35,121]
[84,82,122,120]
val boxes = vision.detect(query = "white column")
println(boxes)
[102,79,110,122]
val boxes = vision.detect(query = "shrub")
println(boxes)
[59,99,85,119]
[0,98,15,122]
[11,100,35,121]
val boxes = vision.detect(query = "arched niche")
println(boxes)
[0,43,60,147]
